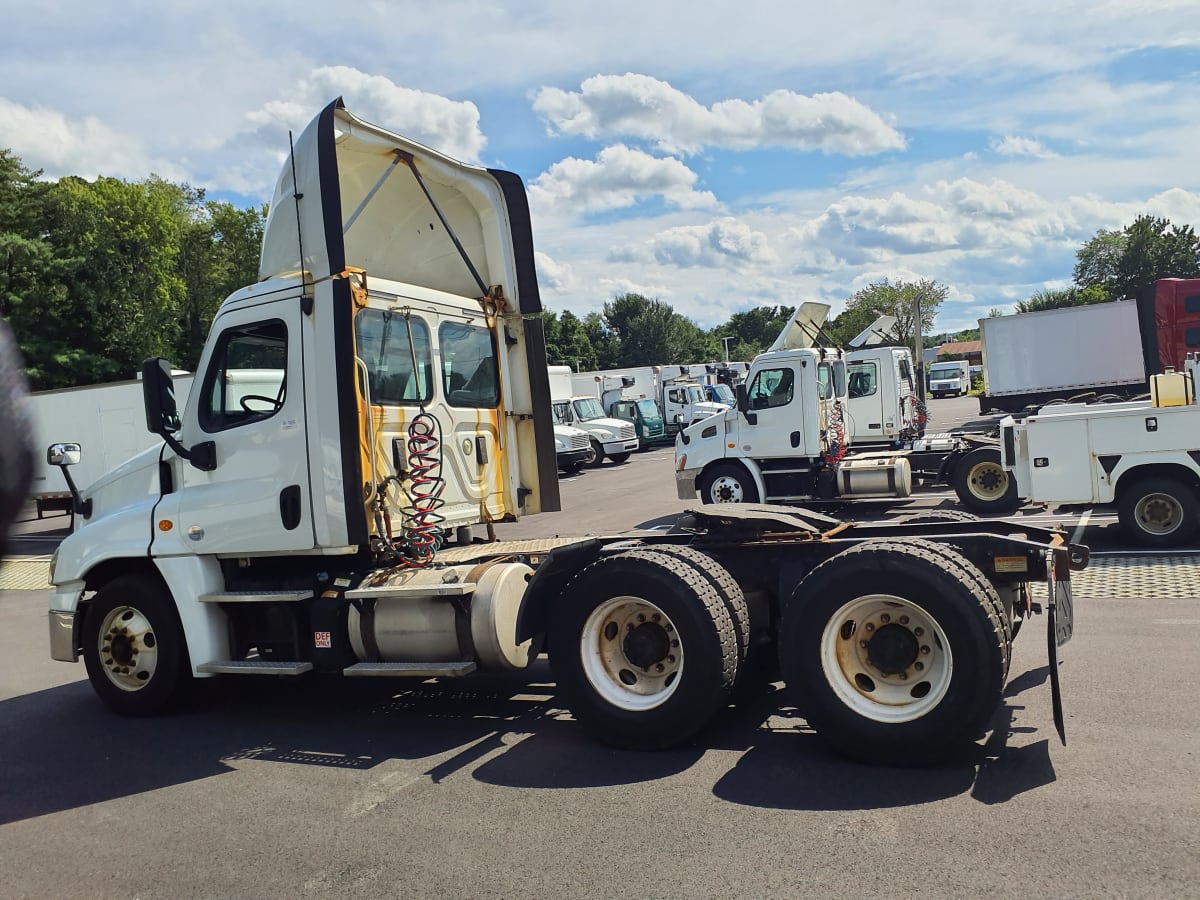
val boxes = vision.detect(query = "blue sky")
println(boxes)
[1,0,1196,334]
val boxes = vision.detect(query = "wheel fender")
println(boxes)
[701,457,766,502]
[154,555,231,678]
[515,539,603,645]
[1112,460,1200,506]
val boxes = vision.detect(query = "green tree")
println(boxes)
[709,304,795,360]
[0,150,54,328]
[599,293,713,366]
[827,278,948,348]
[1015,284,1112,313]
[1074,215,1200,301]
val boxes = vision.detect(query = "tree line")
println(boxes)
[3,144,1197,389]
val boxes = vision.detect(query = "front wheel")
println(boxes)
[1118,476,1199,547]
[549,550,740,750]
[698,463,759,504]
[608,452,631,464]
[588,439,606,468]
[952,446,1019,514]
[779,540,1007,766]
[82,575,190,716]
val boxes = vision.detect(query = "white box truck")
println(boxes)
[978,302,1147,413]
[927,360,971,399]
[42,100,1081,765]
[548,365,639,465]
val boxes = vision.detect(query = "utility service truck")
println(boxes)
[44,100,1082,766]
[548,365,639,465]
[997,361,1200,546]
[675,305,1012,513]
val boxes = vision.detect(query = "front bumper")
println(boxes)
[676,468,699,500]
[49,610,78,662]
[603,439,639,454]
[557,448,591,469]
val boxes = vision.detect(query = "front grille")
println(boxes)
[571,433,590,450]
[619,423,635,441]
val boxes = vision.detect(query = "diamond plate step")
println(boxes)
[342,661,477,677]
[197,660,313,675]
[345,583,474,600]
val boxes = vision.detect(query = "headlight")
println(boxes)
[555,438,567,451]
[595,430,613,441]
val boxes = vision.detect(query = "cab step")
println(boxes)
[342,661,477,677]
[197,660,314,675]
[345,583,475,600]
[198,590,314,604]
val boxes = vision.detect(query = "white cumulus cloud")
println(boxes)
[611,217,776,269]
[528,144,718,216]
[533,73,905,156]
[0,97,185,181]
[990,135,1058,159]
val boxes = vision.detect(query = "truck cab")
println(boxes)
[607,397,665,446]
[844,346,921,445]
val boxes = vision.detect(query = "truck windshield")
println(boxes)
[572,397,606,421]
[687,385,706,404]
[930,364,963,377]
[710,384,734,404]
[635,399,660,420]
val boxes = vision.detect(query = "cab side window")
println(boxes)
[199,320,287,432]
[747,367,794,409]
[848,363,878,398]
[440,322,499,408]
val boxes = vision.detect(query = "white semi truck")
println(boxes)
[675,305,1012,512]
[43,100,1081,765]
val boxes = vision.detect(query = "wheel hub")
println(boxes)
[97,605,159,692]
[623,622,671,669]
[866,623,919,676]
[1137,493,1181,533]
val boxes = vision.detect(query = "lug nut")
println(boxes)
[638,614,646,623]
[859,640,869,649]
[671,639,679,648]
[914,661,924,671]
[899,616,909,625]
[881,614,890,623]
[656,664,665,673]
[914,627,924,637]
[899,672,908,680]
[921,645,930,655]
[865,623,875,633]
[667,655,676,664]
[651,613,661,622]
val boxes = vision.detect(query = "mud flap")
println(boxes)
[1046,549,1074,746]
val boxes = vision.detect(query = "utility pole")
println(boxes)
[913,290,926,403]
[720,336,734,363]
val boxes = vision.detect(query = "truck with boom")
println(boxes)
[43,99,1081,765]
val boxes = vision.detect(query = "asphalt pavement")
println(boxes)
[2,393,1198,898]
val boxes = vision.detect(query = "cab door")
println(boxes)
[735,362,808,459]
[161,299,315,555]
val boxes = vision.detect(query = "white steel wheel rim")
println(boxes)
[967,461,1008,501]
[710,473,745,503]
[1134,491,1184,535]
[819,594,952,723]
[97,605,159,692]
[580,596,683,711]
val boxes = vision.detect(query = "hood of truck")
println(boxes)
[78,444,162,519]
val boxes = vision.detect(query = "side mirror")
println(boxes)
[47,442,81,467]
[736,383,749,414]
[142,357,181,434]
[140,356,216,471]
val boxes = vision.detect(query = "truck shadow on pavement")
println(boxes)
[0,664,1056,826]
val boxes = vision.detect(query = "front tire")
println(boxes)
[952,447,1019,514]
[608,452,631,464]
[778,540,1007,766]
[549,550,740,750]
[588,439,605,468]
[1118,476,1199,547]
[698,463,759,504]
[82,575,190,716]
